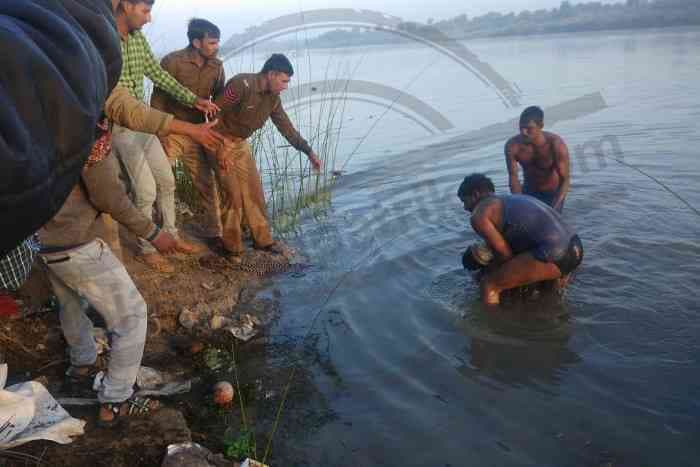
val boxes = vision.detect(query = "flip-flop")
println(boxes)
[97,396,160,428]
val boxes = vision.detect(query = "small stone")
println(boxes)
[190,341,205,355]
[179,308,196,330]
[136,366,165,390]
[241,460,269,467]
[201,282,215,291]
[210,315,233,331]
[213,381,235,407]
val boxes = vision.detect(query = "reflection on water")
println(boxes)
[430,270,580,389]
[267,27,700,467]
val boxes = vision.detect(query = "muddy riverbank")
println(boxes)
[1,217,331,467]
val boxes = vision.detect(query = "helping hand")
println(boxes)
[188,120,225,152]
[194,97,220,118]
[308,151,322,172]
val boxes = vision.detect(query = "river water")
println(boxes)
[255,27,700,466]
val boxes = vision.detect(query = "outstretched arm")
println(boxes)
[141,36,196,106]
[505,139,522,194]
[270,100,320,170]
[551,136,570,211]
[149,54,174,112]
[105,86,223,150]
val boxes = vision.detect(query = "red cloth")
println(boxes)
[0,294,19,317]
[86,119,112,168]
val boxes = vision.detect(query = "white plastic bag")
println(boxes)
[0,364,85,449]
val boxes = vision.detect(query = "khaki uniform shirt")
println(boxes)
[151,47,225,124]
[214,73,313,155]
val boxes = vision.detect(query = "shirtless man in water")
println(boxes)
[458,174,583,305]
[505,106,570,212]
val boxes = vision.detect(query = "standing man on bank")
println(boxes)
[207,54,322,258]
[504,106,571,212]
[151,18,225,249]
[113,0,219,272]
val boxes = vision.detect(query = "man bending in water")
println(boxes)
[505,106,570,212]
[458,173,583,305]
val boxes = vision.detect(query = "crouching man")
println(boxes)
[457,173,583,305]
[36,87,213,427]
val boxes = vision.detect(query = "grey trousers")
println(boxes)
[112,124,178,254]
[42,239,147,403]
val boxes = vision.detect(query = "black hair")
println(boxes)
[261,54,294,76]
[187,18,220,46]
[457,173,495,201]
[519,105,544,127]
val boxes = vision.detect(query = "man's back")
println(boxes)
[498,194,574,260]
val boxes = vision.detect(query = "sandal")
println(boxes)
[97,396,160,428]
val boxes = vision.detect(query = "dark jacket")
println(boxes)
[0,0,122,256]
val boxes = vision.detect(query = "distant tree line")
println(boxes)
[306,0,700,47]
[430,0,700,39]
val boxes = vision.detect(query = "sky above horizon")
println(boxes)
[145,0,622,51]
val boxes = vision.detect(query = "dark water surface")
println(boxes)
[266,27,700,466]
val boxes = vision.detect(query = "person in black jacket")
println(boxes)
[0,0,122,257]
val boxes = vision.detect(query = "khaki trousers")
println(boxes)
[207,138,273,253]
[160,134,222,238]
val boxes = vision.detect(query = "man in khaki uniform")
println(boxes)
[151,18,225,244]
[208,54,322,257]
